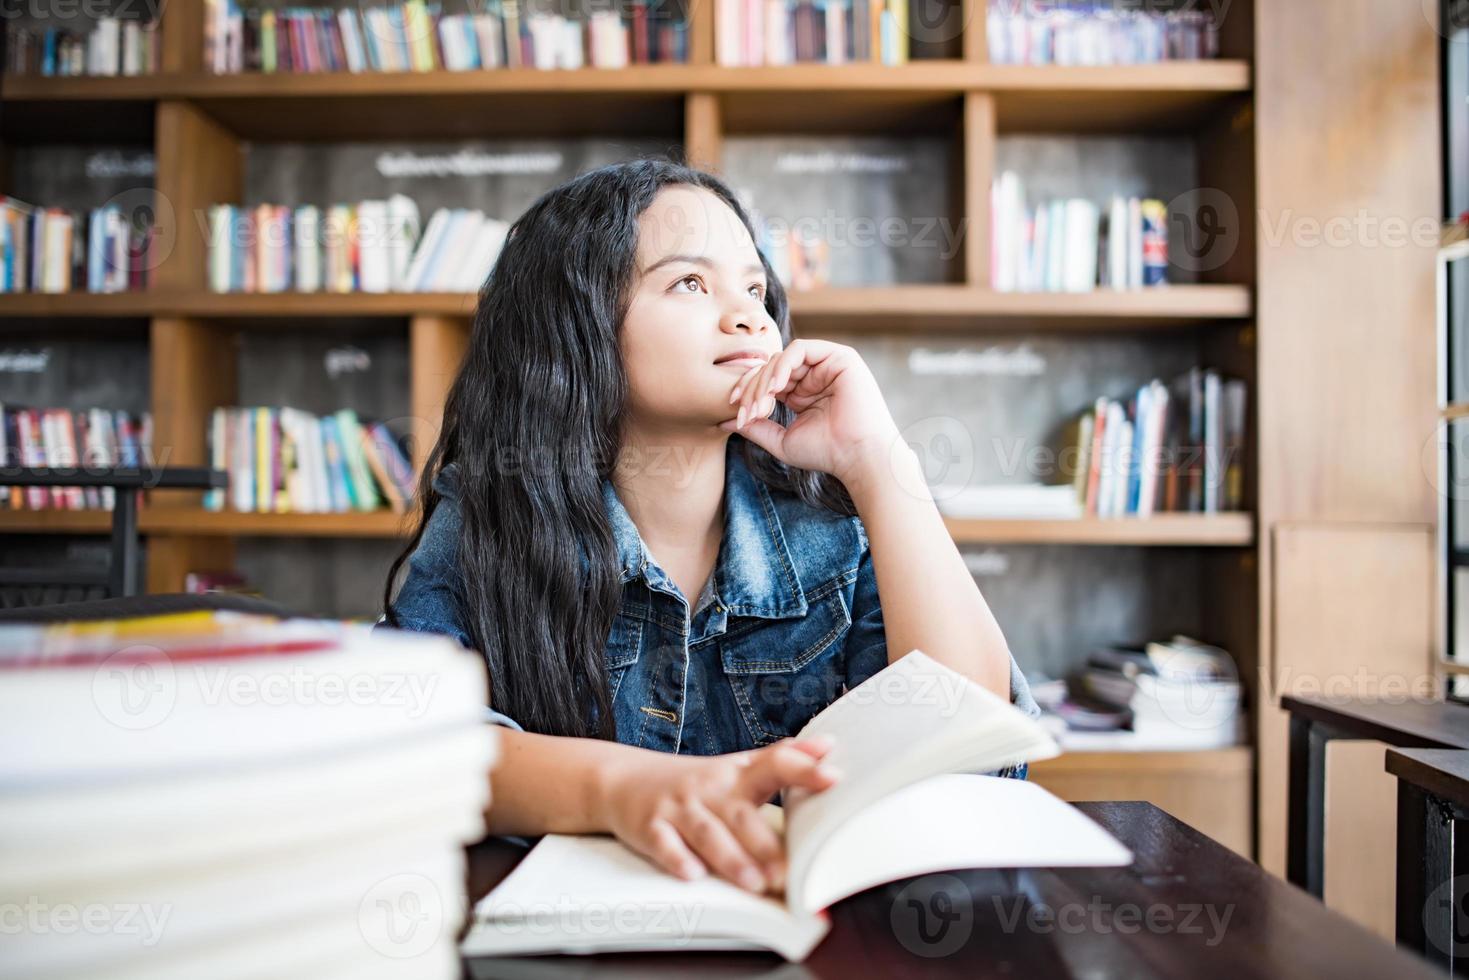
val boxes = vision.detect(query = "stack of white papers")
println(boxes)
[1,612,497,980]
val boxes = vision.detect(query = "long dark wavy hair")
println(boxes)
[381,158,855,740]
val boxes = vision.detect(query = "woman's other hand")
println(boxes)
[599,734,840,894]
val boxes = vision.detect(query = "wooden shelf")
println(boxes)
[0,509,114,534]
[1,62,1251,138]
[1031,746,1253,773]
[138,508,415,538]
[791,284,1253,331]
[0,507,1250,546]
[942,512,1254,546]
[0,285,1251,329]
[0,508,413,537]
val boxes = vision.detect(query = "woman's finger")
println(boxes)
[784,734,837,760]
[640,816,707,881]
[729,362,764,404]
[677,800,767,893]
[739,742,842,800]
[720,800,787,891]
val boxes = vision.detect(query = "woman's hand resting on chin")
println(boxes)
[719,339,904,488]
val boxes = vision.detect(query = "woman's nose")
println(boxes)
[721,294,772,335]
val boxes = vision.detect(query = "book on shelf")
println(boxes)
[991,172,1169,293]
[717,0,907,66]
[183,569,262,598]
[932,483,1084,520]
[1068,368,1247,519]
[207,198,508,293]
[0,196,153,295]
[986,0,1220,66]
[464,650,1130,961]
[205,0,689,74]
[3,14,160,77]
[2,610,495,980]
[206,406,416,516]
[1,405,151,512]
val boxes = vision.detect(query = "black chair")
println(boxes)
[0,466,228,605]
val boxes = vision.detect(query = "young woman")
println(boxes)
[379,158,1037,897]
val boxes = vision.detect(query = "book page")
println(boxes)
[469,830,828,960]
[783,650,1059,912]
[800,774,1133,912]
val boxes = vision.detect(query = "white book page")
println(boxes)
[469,831,827,961]
[800,774,1134,913]
[783,650,1059,911]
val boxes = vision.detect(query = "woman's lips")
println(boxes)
[716,357,768,370]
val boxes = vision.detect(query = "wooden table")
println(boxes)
[1282,694,1469,898]
[1387,748,1469,975]
[462,802,1441,979]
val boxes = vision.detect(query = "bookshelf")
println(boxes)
[1,1,1262,857]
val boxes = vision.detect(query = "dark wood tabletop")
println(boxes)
[1281,694,1469,748]
[461,802,1442,980]
[1388,747,1469,808]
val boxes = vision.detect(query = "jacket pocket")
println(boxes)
[604,614,642,706]
[718,587,851,745]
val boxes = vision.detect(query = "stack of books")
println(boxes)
[1059,637,1243,749]
[205,407,416,515]
[205,0,690,73]
[991,173,1169,292]
[1,406,153,511]
[986,0,1220,66]
[4,15,161,76]
[1,610,496,980]
[1070,368,1247,518]
[716,0,910,66]
[206,197,508,293]
[1,197,154,294]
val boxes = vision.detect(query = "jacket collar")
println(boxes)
[600,438,808,619]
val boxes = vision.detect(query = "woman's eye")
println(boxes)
[675,275,702,293]
[749,283,765,299]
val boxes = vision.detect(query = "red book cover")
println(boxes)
[287,14,303,73]
[304,14,321,72]
[632,2,649,63]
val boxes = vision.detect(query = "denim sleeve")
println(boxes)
[842,519,1038,780]
[377,479,523,733]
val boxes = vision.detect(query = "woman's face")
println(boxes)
[621,185,783,434]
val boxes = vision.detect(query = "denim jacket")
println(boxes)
[381,438,1039,776]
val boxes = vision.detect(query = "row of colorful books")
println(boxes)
[1069,368,1246,519]
[3,15,161,77]
[206,406,417,515]
[0,406,153,511]
[206,197,507,294]
[986,0,1220,66]
[716,0,910,66]
[205,0,689,73]
[991,173,1169,293]
[0,198,152,294]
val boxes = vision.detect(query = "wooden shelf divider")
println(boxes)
[0,284,1252,327]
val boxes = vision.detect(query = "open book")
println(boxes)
[462,650,1133,962]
